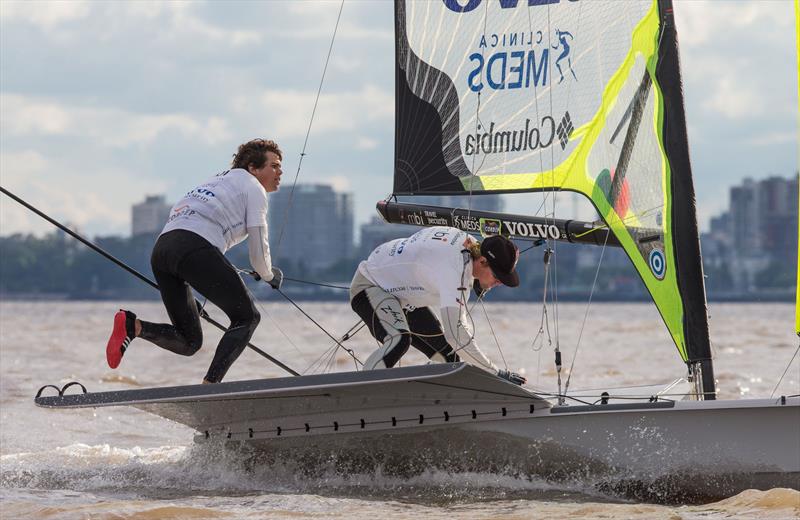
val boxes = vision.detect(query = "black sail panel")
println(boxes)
[657,0,714,395]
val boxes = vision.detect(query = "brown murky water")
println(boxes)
[1,301,798,519]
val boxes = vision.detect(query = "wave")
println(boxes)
[0,442,611,504]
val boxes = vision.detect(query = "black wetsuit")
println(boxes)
[138,229,259,383]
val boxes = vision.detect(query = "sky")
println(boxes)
[0,0,796,239]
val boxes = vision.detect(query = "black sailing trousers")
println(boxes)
[139,229,260,383]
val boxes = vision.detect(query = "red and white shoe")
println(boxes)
[106,310,136,369]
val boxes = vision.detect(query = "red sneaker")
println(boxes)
[106,310,135,369]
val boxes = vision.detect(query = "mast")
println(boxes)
[657,0,716,399]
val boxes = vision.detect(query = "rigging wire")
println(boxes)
[478,299,509,370]
[770,341,800,398]
[543,4,564,400]
[274,0,345,255]
[563,227,611,396]
[237,267,363,367]
[234,276,307,358]
[284,277,349,290]
[303,320,364,375]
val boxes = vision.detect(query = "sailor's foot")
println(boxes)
[106,310,137,369]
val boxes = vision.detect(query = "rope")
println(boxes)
[236,268,349,291]
[240,265,362,364]
[285,277,349,290]
[275,287,363,362]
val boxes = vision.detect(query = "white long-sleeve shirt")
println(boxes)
[161,168,273,281]
[358,226,498,373]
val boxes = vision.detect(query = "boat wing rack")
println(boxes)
[35,363,551,432]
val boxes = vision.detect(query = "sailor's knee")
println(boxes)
[234,305,260,332]
[185,332,203,355]
[249,308,261,329]
[385,331,410,350]
[382,333,410,367]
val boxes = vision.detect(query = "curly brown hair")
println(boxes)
[231,139,283,170]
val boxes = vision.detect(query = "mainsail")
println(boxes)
[393,0,715,396]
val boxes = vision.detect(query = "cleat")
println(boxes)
[106,310,135,369]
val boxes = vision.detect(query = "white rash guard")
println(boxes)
[161,168,274,281]
[246,226,273,282]
[358,226,498,373]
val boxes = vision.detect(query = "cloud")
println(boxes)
[283,2,393,41]
[674,1,792,45]
[160,4,262,47]
[0,150,169,237]
[675,0,795,123]
[355,137,380,151]
[1,1,261,47]
[700,75,763,120]
[745,131,798,147]
[1,94,232,147]
[234,85,393,139]
[327,176,351,192]
[0,0,795,239]
[0,0,90,30]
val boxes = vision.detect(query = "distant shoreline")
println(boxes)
[0,293,794,303]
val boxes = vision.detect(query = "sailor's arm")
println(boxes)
[440,305,498,373]
[247,226,273,281]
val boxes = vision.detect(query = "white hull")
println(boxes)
[37,363,800,499]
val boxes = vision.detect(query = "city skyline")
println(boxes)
[1,1,796,238]
[5,174,793,301]
[119,173,799,250]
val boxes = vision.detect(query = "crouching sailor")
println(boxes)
[105,138,284,383]
[350,226,526,385]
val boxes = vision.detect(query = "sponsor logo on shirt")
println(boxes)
[220,221,244,238]
[386,285,425,293]
[187,187,216,203]
[388,238,409,256]
[430,230,450,242]
[167,204,196,222]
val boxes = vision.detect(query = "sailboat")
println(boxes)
[32,0,799,499]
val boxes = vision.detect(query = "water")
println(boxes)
[1,300,798,519]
